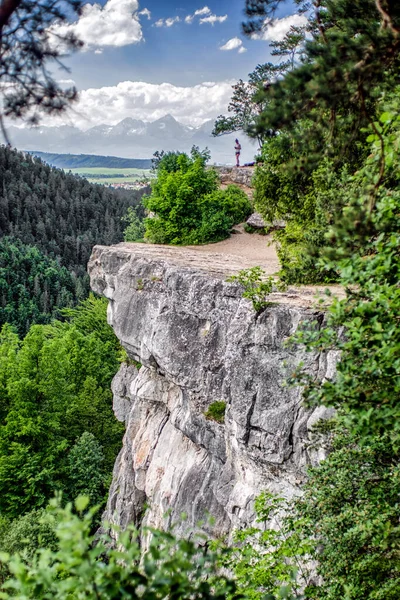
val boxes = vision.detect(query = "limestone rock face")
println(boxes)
[88,244,337,540]
[215,166,254,188]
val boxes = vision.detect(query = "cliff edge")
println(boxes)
[88,243,336,540]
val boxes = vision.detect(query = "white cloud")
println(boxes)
[238,46,247,54]
[38,80,235,129]
[94,49,103,54]
[220,37,242,51]
[58,78,76,86]
[200,14,228,25]
[154,16,180,27]
[195,6,211,17]
[138,7,151,20]
[50,0,143,50]
[185,6,211,24]
[254,13,308,41]
[165,16,180,27]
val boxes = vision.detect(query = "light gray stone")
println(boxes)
[215,166,254,187]
[89,244,337,541]
[246,212,286,230]
[246,212,266,229]
[111,362,139,423]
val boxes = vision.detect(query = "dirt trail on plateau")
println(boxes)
[118,227,344,308]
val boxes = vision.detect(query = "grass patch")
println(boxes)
[69,167,153,185]
[204,401,226,423]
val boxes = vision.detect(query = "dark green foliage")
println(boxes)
[144,152,252,245]
[251,126,353,283]
[298,430,400,600]
[66,433,105,507]
[244,1,400,160]
[0,0,82,131]
[204,402,226,423]
[123,207,146,242]
[213,63,283,146]
[293,111,400,444]
[31,152,152,169]
[0,497,239,600]
[0,237,79,336]
[240,1,400,284]
[0,145,147,297]
[0,296,124,519]
[233,106,400,600]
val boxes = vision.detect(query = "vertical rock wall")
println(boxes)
[89,244,336,540]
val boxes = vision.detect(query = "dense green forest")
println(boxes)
[31,152,152,170]
[0,295,124,553]
[0,147,143,554]
[0,237,78,335]
[0,146,148,333]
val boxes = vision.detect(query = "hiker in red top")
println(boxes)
[235,139,241,167]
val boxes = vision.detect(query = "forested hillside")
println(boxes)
[0,296,125,549]
[0,146,148,333]
[0,146,140,547]
[31,152,152,170]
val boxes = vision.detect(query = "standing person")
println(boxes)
[235,138,241,167]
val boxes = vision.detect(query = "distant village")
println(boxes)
[107,180,150,190]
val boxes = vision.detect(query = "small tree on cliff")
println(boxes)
[212,63,280,147]
[212,26,305,146]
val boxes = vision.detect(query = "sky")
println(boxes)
[42,0,305,129]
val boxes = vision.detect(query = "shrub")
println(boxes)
[123,207,145,242]
[0,496,238,600]
[227,267,286,313]
[142,150,251,245]
[204,401,226,423]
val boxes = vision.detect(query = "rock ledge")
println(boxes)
[89,243,337,540]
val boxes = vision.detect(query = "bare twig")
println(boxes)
[0,0,22,32]
[375,0,400,36]
[0,113,10,145]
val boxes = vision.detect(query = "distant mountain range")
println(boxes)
[31,152,152,170]
[8,114,257,165]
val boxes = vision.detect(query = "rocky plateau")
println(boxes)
[88,243,337,541]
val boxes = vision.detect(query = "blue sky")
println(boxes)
[47,0,303,129]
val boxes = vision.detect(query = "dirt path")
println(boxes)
[185,225,279,273]
[117,228,344,308]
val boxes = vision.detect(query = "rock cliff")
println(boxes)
[88,243,336,540]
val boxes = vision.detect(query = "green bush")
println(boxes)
[0,496,238,600]
[227,267,286,313]
[123,207,146,242]
[0,509,57,559]
[204,401,226,423]
[142,150,252,245]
